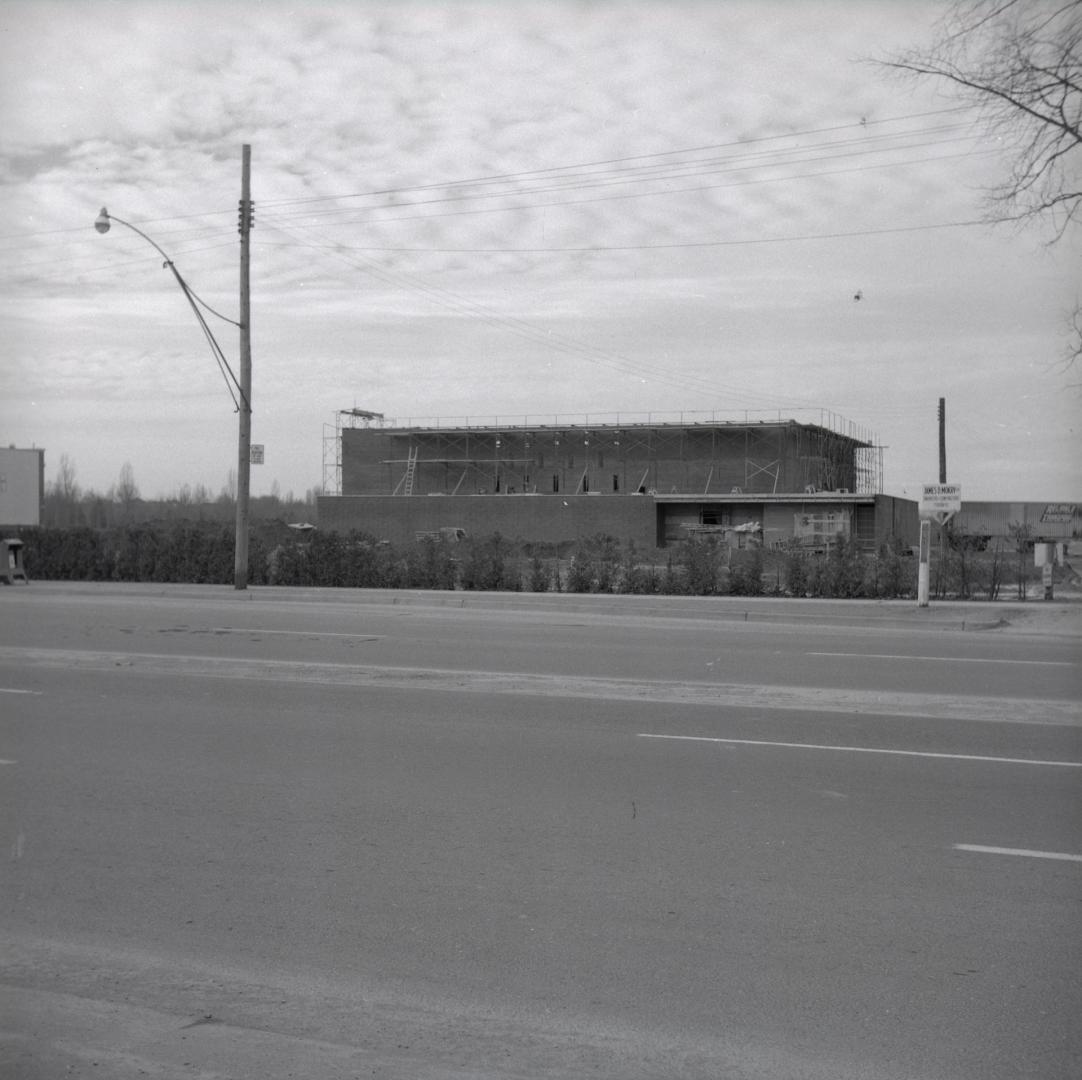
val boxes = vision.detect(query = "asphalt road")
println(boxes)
[1,584,1080,1079]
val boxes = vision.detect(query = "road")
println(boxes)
[1,583,1080,1079]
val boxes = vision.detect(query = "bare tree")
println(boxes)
[44,453,82,527]
[1008,519,1033,598]
[882,1,1081,230]
[879,1,1081,360]
[114,461,140,520]
[52,453,80,502]
[219,469,237,504]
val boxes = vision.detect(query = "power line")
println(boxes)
[260,218,989,255]
[3,139,996,286]
[256,147,998,244]
[260,218,826,410]
[260,131,987,228]
[3,240,239,279]
[259,105,980,210]
[0,105,981,245]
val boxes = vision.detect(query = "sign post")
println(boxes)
[917,483,961,607]
[917,519,932,607]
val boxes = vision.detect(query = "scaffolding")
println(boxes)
[328,409,884,498]
[322,408,384,495]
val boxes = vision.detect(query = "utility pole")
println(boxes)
[938,397,946,483]
[934,396,943,601]
[235,144,253,590]
[937,396,948,595]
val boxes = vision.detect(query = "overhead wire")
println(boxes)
[6,239,240,279]
[260,130,988,230]
[3,103,1000,418]
[258,105,981,210]
[0,104,984,247]
[153,257,245,411]
[261,209,989,256]
[260,217,824,410]
[4,112,995,285]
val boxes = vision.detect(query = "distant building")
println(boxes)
[950,502,1079,546]
[0,446,45,527]
[317,411,920,551]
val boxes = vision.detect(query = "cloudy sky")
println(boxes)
[1,0,1079,503]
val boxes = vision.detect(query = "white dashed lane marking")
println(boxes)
[638,733,1082,767]
[954,844,1082,863]
[809,651,1073,667]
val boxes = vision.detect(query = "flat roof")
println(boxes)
[654,492,878,504]
[350,418,872,447]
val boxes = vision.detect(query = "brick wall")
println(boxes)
[317,493,660,547]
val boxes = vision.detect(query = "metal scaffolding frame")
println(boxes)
[322,408,384,495]
[329,411,884,497]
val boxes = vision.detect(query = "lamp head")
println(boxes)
[94,207,111,234]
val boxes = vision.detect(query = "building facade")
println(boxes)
[317,411,919,551]
[0,446,45,527]
[949,502,1079,545]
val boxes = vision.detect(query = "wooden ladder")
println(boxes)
[403,446,418,495]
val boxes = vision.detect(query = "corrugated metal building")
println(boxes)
[951,502,1079,543]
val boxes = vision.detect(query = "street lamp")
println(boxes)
[94,145,253,590]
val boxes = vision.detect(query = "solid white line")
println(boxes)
[954,844,1082,863]
[638,733,1082,767]
[0,688,41,695]
[212,627,379,640]
[808,651,1072,666]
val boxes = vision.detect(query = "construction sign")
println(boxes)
[919,483,961,524]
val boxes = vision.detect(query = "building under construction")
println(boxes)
[317,409,917,550]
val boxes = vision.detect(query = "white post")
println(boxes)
[917,519,931,607]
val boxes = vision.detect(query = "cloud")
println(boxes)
[0,1,1078,500]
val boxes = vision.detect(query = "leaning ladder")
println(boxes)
[403,446,418,495]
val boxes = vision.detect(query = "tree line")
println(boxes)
[39,454,320,529]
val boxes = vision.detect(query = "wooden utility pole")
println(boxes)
[235,144,253,590]
[937,396,947,598]
[938,397,946,483]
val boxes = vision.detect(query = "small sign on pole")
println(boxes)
[919,483,961,524]
[250,444,264,465]
[916,483,961,606]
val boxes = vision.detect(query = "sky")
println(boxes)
[1,0,1079,503]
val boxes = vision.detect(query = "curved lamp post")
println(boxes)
[95,145,253,590]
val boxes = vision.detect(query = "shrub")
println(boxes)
[460,532,515,591]
[404,537,458,589]
[728,546,764,596]
[566,534,621,593]
[679,538,724,595]
[619,542,662,594]
[875,537,910,598]
[823,535,867,598]
[784,551,809,597]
